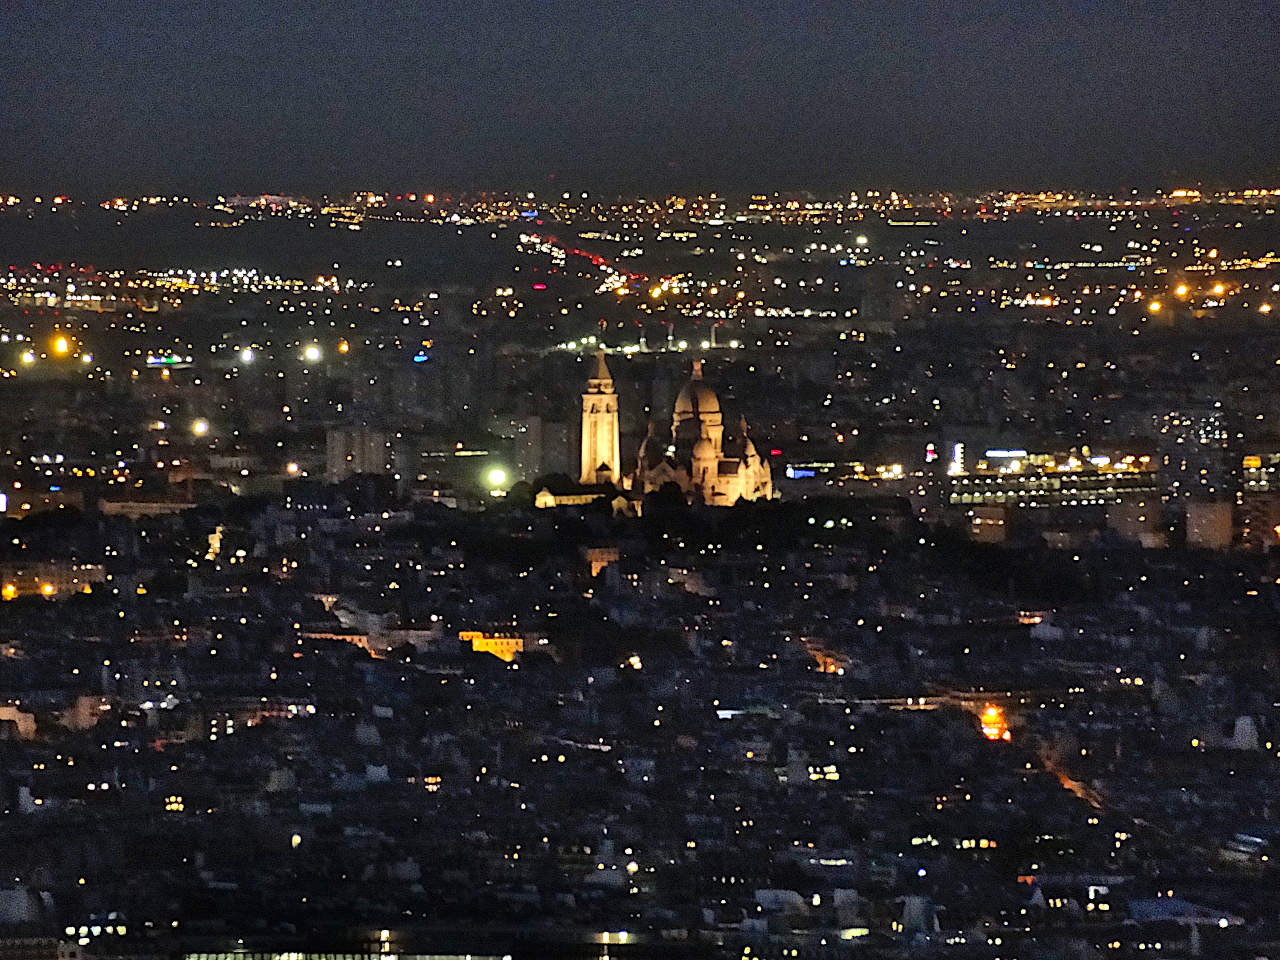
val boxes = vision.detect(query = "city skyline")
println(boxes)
[2,3,1279,956]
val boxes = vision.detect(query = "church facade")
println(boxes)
[578,352,774,507]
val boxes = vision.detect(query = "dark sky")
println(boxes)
[2,0,1277,193]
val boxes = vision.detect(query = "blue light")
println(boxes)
[412,353,429,363]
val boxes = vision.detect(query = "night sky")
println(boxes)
[3,0,1277,193]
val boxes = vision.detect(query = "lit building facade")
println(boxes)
[579,351,621,485]
[0,562,105,600]
[630,360,774,506]
[946,448,1158,508]
[460,630,524,662]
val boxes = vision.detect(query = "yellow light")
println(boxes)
[191,418,210,436]
[1,584,16,601]
[1174,284,1188,297]
[337,339,349,354]
[40,583,55,597]
[286,462,300,475]
[53,336,69,354]
[291,833,302,849]
[20,351,35,365]
[980,703,1010,742]
[487,467,507,487]
[1213,283,1225,296]
[650,286,663,299]
[1147,301,1162,314]
[1261,304,1272,314]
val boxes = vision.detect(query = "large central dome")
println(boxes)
[673,359,721,429]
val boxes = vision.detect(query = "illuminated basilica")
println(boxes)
[579,352,774,506]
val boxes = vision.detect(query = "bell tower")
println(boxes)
[580,349,621,485]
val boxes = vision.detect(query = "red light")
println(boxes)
[532,283,546,290]
[770,449,782,457]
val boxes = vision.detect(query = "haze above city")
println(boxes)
[3,0,1279,193]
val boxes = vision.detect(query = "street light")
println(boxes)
[191,418,210,436]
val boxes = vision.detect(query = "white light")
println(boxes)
[302,345,321,362]
[240,348,254,363]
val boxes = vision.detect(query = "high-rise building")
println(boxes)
[326,426,394,483]
[1152,408,1233,499]
[580,351,621,485]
